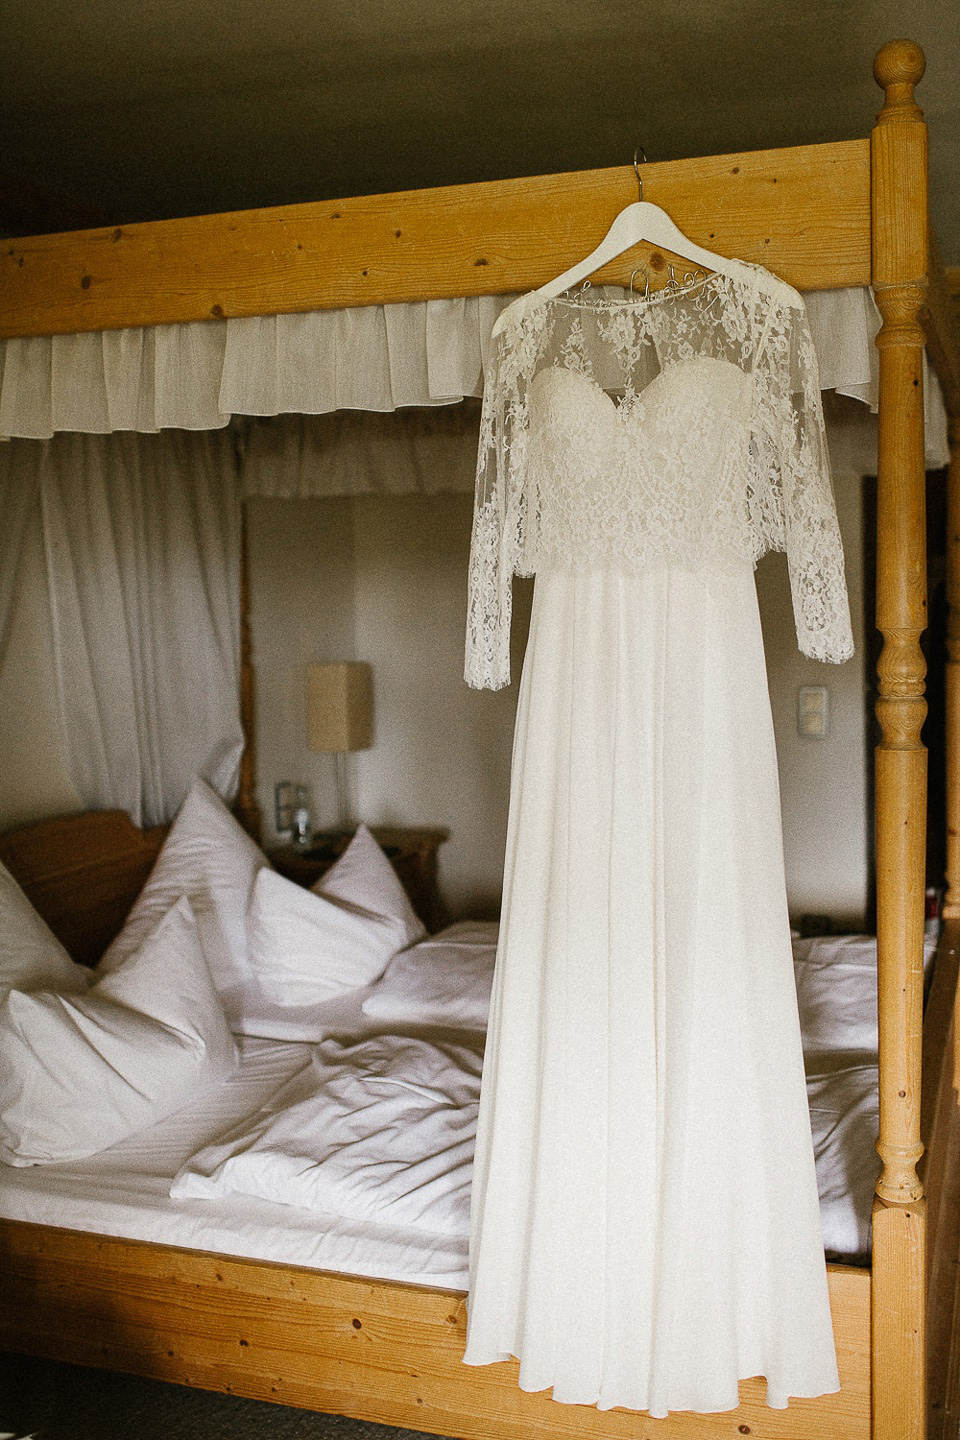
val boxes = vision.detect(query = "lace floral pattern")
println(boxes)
[465,262,854,688]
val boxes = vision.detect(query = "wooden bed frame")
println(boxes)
[1,37,959,1440]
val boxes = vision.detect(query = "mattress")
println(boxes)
[0,926,902,1279]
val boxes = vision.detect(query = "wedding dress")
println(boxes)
[463,261,853,1416]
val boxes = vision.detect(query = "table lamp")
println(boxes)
[307,661,373,832]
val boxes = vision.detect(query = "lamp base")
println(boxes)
[335,752,350,831]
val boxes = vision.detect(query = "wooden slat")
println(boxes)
[0,140,871,339]
[872,1200,927,1440]
[0,1222,870,1440]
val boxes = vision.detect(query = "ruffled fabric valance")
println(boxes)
[0,289,950,467]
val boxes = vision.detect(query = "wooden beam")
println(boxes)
[0,140,871,339]
[0,1222,871,1439]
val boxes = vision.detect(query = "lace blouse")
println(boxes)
[465,261,854,690]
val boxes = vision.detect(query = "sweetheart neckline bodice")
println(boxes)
[531,355,751,423]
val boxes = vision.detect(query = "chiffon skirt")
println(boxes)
[463,563,840,1416]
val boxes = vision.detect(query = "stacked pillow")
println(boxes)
[361,920,497,1029]
[97,778,270,1032]
[0,777,260,1165]
[792,930,939,1063]
[247,823,426,1013]
[0,896,236,1165]
[0,781,441,1164]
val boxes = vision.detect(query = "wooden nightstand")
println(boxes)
[267,826,450,933]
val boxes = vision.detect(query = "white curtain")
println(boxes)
[240,401,481,498]
[38,429,243,827]
[0,443,44,659]
[1,288,948,465]
[0,285,951,830]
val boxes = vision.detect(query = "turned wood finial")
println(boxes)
[874,39,926,120]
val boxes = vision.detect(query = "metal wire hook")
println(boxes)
[628,268,651,299]
[633,147,647,202]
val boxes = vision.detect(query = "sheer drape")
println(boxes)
[0,289,950,466]
[240,402,480,498]
[0,443,43,659]
[0,285,950,830]
[38,430,242,826]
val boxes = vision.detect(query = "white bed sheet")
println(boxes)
[0,1025,471,1290]
[806,1059,879,1263]
[0,924,897,1276]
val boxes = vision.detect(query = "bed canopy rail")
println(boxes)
[0,35,959,1440]
[0,142,873,340]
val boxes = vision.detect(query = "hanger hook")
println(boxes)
[633,147,647,203]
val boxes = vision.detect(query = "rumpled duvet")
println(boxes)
[171,1030,483,1235]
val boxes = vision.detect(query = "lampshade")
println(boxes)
[307,662,373,753]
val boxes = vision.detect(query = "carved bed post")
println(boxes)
[235,500,262,840]
[943,415,960,919]
[870,38,929,1440]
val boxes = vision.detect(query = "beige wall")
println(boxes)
[758,466,867,928]
[249,436,868,927]
[350,495,531,917]
[246,496,357,841]
[248,492,530,917]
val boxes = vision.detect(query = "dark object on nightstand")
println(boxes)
[267,826,450,933]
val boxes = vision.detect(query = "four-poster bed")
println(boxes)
[0,37,958,1440]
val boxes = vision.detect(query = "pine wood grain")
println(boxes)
[0,810,166,966]
[0,141,870,339]
[0,1223,870,1440]
[872,1201,927,1440]
[870,37,931,1440]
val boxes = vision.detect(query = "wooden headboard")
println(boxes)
[0,811,167,967]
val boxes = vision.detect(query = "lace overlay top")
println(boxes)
[465,261,854,689]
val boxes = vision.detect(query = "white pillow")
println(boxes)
[362,921,497,1028]
[0,897,237,1166]
[98,778,269,1032]
[0,860,90,998]
[247,866,410,1007]
[316,825,426,951]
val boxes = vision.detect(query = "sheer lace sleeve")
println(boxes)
[464,315,543,690]
[465,271,854,686]
[750,291,854,664]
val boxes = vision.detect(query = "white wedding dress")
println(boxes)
[463,262,853,1417]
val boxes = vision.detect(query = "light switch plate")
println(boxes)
[798,685,829,738]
